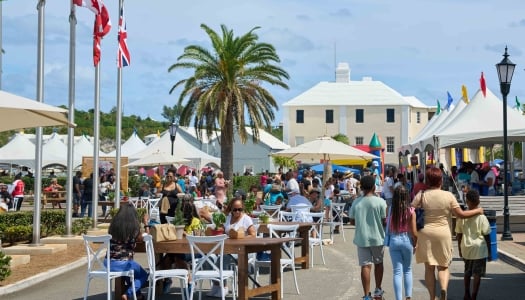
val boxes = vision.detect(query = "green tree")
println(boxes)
[332,133,349,145]
[161,104,184,123]
[272,156,297,170]
[168,24,289,180]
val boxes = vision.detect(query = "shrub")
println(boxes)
[0,251,12,282]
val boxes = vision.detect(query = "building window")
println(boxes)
[325,109,334,123]
[386,136,395,153]
[416,111,421,124]
[295,136,304,146]
[356,109,364,123]
[296,110,304,123]
[386,109,395,123]
[355,136,364,145]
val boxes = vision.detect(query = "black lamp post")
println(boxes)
[496,46,515,241]
[168,122,178,156]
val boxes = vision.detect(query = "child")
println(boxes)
[455,189,491,300]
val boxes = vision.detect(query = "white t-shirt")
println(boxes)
[484,170,496,188]
[225,214,254,234]
[382,176,394,199]
[286,178,300,193]
[324,184,334,199]
[189,175,199,187]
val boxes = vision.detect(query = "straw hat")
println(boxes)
[343,171,354,179]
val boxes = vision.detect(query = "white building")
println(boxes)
[282,62,435,165]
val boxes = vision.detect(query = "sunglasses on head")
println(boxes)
[232,208,243,212]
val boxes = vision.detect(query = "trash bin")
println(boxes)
[484,210,498,261]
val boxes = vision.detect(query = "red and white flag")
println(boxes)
[117,6,130,68]
[74,0,111,66]
[480,72,487,98]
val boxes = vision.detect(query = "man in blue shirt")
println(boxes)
[349,175,387,300]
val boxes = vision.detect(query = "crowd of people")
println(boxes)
[349,165,490,300]
[2,161,495,300]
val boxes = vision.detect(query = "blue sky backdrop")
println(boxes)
[3,0,525,125]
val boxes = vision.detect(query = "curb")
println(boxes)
[0,257,86,296]
[498,249,525,272]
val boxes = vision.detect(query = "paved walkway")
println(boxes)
[1,223,524,299]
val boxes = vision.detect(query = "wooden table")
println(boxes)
[135,237,297,300]
[41,190,66,208]
[258,221,314,269]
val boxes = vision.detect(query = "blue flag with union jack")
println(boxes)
[117,6,130,68]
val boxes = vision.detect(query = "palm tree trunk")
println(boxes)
[221,117,234,182]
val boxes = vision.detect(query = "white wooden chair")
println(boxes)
[260,204,281,219]
[143,233,189,300]
[82,234,137,300]
[304,212,326,267]
[186,234,237,300]
[254,224,300,298]
[290,204,313,222]
[278,211,296,222]
[327,202,346,242]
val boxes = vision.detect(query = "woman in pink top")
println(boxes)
[387,185,417,300]
[214,171,228,209]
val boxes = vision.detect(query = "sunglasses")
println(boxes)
[232,208,243,212]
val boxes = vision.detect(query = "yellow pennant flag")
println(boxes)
[461,85,469,104]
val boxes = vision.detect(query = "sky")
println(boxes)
[3,0,525,127]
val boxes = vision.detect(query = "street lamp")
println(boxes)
[168,122,178,156]
[496,46,515,241]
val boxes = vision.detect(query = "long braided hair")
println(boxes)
[390,185,411,233]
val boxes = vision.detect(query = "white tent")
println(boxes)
[407,103,457,154]
[433,88,525,149]
[42,133,69,166]
[131,131,220,169]
[107,131,147,157]
[418,100,467,151]
[73,135,108,168]
[0,133,64,168]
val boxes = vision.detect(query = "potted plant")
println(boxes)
[210,212,226,235]
[258,212,270,224]
[171,201,186,239]
[244,196,256,216]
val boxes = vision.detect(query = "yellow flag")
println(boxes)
[461,85,469,104]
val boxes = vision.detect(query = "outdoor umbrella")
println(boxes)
[0,90,73,132]
[272,136,378,161]
[272,136,377,182]
[123,150,190,167]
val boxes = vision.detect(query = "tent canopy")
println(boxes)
[130,131,220,169]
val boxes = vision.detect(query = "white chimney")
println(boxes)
[335,62,350,83]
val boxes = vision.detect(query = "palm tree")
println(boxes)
[168,24,289,180]
[161,103,184,123]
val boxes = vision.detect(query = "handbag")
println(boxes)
[384,206,392,246]
[415,191,425,231]
[150,223,177,242]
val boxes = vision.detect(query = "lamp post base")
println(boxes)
[501,232,513,241]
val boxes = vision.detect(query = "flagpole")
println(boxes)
[64,1,77,236]
[0,0,3,90]
[114,0,124,209]
[92,64,100,228]
[31,0,46,247]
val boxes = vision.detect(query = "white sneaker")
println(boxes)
[373,287,384,298]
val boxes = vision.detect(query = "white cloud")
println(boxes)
[1,0,525,124]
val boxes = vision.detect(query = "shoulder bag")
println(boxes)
[415,191,425,231]
[150,223,177,242]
